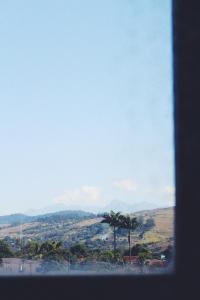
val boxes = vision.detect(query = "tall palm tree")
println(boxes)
[101,211,121,257]
[119,215,139,259]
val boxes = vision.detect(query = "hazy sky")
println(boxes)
[0,0,174,215]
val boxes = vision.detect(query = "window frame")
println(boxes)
[1,0,199,299]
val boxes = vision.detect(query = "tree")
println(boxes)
[101,211,121,257]
[118,215,139,259]
[96,250,115,263]
[0,240,13,259]
[123,243,144,256]
[39,241,63,261]
[22,240,40,259]
[70,243,87,258]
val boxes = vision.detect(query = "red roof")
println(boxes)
[145,259,165,267]
[123,256,140,263]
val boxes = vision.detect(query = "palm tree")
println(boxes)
[119,215,139,260]
[101,211,121,257]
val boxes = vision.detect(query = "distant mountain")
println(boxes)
[0,200,170,225]
[0,214,35,225]
[24,200,167,216]
[100,199,165,213]
[0,210,95,225]
[25,203,102,216]
[36,210,95,223]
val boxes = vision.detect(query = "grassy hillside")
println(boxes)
[133,207,174,244]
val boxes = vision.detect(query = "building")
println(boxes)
[123,256,140,265]
[0,258,41,274]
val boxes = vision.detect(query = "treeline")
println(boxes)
[0,238,173,272]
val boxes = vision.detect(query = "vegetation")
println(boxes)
[0,208,174,273]
[36,241,69,273]
[123,243,152,264]
[124,243,147,256]
[138,217,155,239]
[0,240,13,259]
[118,215,139,259]
[101,211,121,257]
[21,240,40,259]
[70,243,87,257]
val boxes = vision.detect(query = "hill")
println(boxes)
[0,210,95,225]
[0,207,174,254]
[0,214,35,225]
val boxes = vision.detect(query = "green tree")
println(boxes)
[101,211,121,257]
[70,243,87,258]
[22,240,40,259]
[118,215,139,259]
[97,250,123,264]
[39,241,64,261]
[0,240,13,259]
[123,243,146,256]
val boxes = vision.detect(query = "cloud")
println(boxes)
[54,186,101,207]
[113,179,138,191]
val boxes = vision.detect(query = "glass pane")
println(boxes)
[0,0,174,275]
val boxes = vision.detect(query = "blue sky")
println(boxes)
[0,0,174,215]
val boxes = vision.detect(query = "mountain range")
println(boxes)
[0,210,95,225]
[24,199,167,216]
[0,200,170,225]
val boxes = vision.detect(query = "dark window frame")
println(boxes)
[1,0,199,299]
